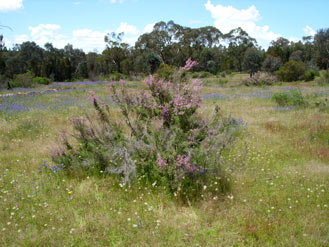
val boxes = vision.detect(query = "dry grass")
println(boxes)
[0,79,328,246]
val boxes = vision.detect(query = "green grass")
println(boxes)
[0,79,328,246]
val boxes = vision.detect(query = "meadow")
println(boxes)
[0,74,328,246]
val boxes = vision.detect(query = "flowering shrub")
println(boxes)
[52,59,245,201]
[242,72,278,86]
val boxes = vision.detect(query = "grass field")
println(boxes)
[0,74,328,246]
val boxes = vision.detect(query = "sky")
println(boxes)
[0,0,328,53]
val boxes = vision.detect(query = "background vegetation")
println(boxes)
[0,22,328,88]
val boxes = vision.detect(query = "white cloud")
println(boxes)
[0,0,23,12]
[110,0,124,3]
[116,23,154,46]
[3,38,12,48]
[12,22,155,52]
[73,1,81,6]
[303,25,316,36]
[205,0,280,48]
[142,23,154,33]
[28,24,67,48]
[71,29,108,52]
[116,22,139,36]
[14,34,29,44]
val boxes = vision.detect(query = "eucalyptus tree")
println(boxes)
[242,47,262,77]
[314,28,329,69]
[225,27,257,72]
[267,37,291,64]
[103,32,130,73]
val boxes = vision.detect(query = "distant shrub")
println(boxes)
[272,89,307,107]
[191,72,199,78]
[316,69,329,84]
[225,70,232,75]
[276,61,306,82]
[304,69,316,81]
[154,63,175,80]
[33,77,51,85]
[11,71,34,88]
[108,72,126,81]
[314,97,329,112]
[199,71,212,78]
[219,71,226,78]
[207,60,217,74]
[52,59,245,201]
[217,77,228,84]
[242,72,278,86]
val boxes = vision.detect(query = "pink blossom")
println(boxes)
[89,90,97,103]
[181,58,198,71]
[175,155,198,173]
[157,154,167,168]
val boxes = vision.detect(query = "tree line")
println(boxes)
[0,20,328,88]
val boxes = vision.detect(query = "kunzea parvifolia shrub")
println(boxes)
[52,59,246,201]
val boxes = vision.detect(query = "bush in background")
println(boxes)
[242,72,278,86]
[304,69,316,81]
[11,71,34,88]
[199,71,212,78]
[154,63,175,80]
[52,59,245,201]
[276,61,306,82]
[316,69,329,84]
[272,89,308,107]
[33,77,51,85]
[108,72,127,81]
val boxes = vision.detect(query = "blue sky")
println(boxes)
[1,0,328,52]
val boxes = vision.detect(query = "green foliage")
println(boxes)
[11,71,35,88]
[316,69,329,84]
[314,28,329,69]
[272,89,307,107]
[146,53,161,74]
[242,47,262,77]
[314,97,329,112]
[262,55,282,73]
[276,61,307,82]
[154,63,175,80]
[108,72,127,81]
[304,69,316,81]
[0,74,7,89]
[267,37,291,64]
[219,71,226,78]
[216,77,228,84]
[207,60,217,74]
[199,71,212,78]
[33,77,51,85]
